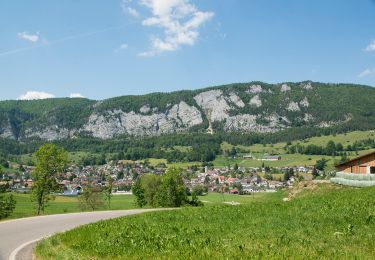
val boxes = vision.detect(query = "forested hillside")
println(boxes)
[1,81,375,143]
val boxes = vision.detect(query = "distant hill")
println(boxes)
[1,81,375,141]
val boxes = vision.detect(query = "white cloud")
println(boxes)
[137,0,214,56]
[119,43,129,49]
[69,93,84,98]
[364,40,375,52]
[115,43,129,53]
[18,91,55,100]
[358,68,375,78]
[122,0,140,18]
[128,7,140,18]
[18,32,39,43]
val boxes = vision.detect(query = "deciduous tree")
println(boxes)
[79,183,104,211]
[31,144,68,215]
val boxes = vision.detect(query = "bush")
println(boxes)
[78,184,104,211]
[0,193,16,219]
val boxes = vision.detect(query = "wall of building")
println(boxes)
[337,153,375,174]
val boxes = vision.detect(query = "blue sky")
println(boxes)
[1,0,375,100]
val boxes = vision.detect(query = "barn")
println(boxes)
[332,151,375,187]
[335,151,375,174]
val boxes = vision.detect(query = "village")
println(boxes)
[1,157,318,197]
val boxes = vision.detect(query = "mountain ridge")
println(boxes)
[1,81,375,141]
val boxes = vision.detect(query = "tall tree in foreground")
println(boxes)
[31,144,68,215]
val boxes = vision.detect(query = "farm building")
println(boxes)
[332,151,375,187]
[335,151,375,174]
[262,155,281,161]
[243,154,253,160]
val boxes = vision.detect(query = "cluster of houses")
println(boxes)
[184,168,285,194]
[0,156,336,195]
[2,161,163,194]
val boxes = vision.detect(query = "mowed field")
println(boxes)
[3,192,264,221]
[35,184,375,259]
[3,193,138,220]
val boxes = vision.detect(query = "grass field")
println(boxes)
[214,149,375,169]
[18,151,91,165]
[4,192,261,221]
[222,130,375,153]
[132,131,375,170]
[35,184,375,259]
[198,192,270,204]
[3,193,138,221]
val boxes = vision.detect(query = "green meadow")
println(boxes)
[2,193,138,221]
[3,192,263,221]
[35,184,375,259]
[127,130,375,170]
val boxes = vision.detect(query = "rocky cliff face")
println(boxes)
[83,101,202,139]
[1,81,374,140]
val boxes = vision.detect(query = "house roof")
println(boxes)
[335,150,375,168]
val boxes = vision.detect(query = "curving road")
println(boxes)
[0,209,166,260]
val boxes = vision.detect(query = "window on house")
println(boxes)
[370,167,375,174]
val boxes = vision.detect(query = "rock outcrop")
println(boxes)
[83,101,203,139]
[193,90,230,122]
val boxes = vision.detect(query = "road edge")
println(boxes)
[8,208,177,260]
[9,237,44,260]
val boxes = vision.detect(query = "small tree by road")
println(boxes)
[0,167,16,219]
[79,183,104,211]
[31,144,68,215]
[132,178,146,207]
[103,176,113,209]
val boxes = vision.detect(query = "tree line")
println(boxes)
[285,139,375,156]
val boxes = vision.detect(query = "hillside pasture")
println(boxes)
[35,184,375,259]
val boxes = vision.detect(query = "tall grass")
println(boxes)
[35,185,375,259]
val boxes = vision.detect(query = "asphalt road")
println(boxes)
[0,209,164,260]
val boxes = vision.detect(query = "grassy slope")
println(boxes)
[3,193,137,220]
[218,130,375,169]
[143,130,375,169]
[35,185,375,259]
